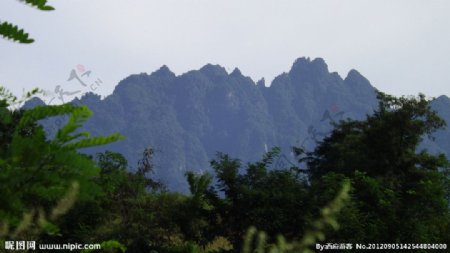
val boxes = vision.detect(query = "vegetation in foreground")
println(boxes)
[0,87,449,252]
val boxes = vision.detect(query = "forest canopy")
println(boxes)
[1,87,448,252]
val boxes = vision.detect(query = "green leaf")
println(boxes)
[64,133,126,149]
[20,0,55,11]
[0,21,34,44]
[55,105,93,143]
[18,103,78,130]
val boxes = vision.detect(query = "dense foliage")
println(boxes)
[298,92,450,244]
[0,87,125,250]
[3,2,448,252]
[1,87,449,252]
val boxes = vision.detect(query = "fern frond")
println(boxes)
[0,21,34,44]
[1,86,42,111]
[64,133,126,149]
[19,0,55,11]
[0,86,19,104]
[55,106,93,143]
[50,182,79,220]
[66,131,91,141]
[18,101,125,149]
[18,103,78,130]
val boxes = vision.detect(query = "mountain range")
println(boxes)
[25,57,450,192]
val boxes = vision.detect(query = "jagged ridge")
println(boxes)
[25,58,450,192]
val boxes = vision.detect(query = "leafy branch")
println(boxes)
[242,180,351,253]
[0,181,79,240]
[19,0,55,11]
[0,0,55,44]
[0,21,34,44]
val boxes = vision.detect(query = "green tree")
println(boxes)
[194,148,310,249]
[80,149,179,253]
[0,86,124,242]
[298,92,450,243]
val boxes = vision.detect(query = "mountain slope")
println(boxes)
[25,58,450,192]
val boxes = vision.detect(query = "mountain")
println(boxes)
[421,95,450,155]
[25,57,450,192]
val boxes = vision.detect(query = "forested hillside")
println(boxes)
[4,87,449,252]
[26,58,450,192]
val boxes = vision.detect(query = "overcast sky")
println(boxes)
[1,0,449,101]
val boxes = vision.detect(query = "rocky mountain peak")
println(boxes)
[289,57,330,82]
[199,64,228,81]
[230,67,243,77]
[344,69,370,87]
[151,65,176,79]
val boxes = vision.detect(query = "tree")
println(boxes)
[196,148,310,248]
[298,92,450,243]
[0,86,124,241]
[78,149,181,253]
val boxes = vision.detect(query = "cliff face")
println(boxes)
[25,58,450,192]
[422,95,450,155]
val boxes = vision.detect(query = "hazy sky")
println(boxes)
[1,0,449,101]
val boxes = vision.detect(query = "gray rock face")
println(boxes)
[24,58,450,192]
